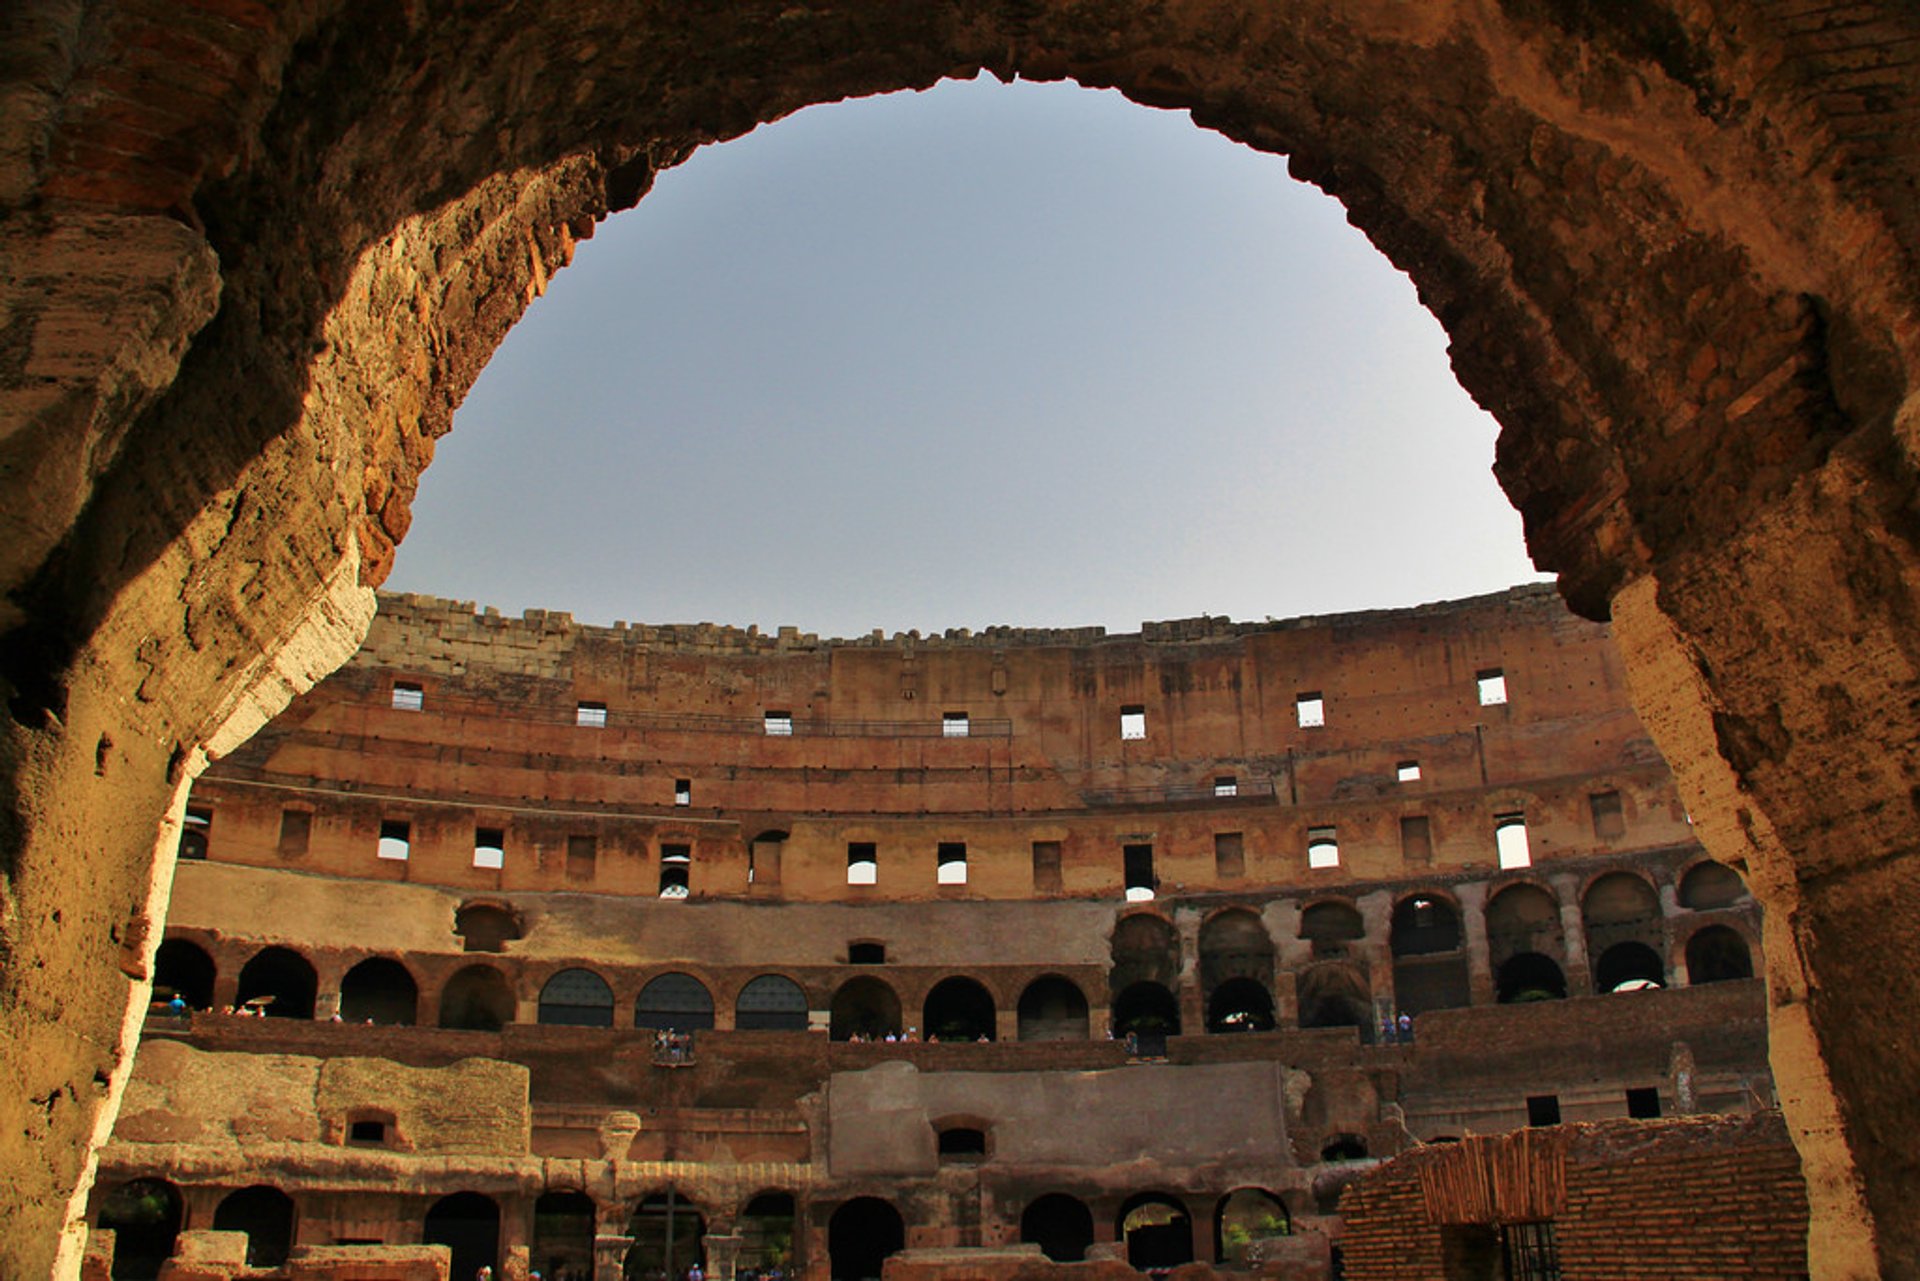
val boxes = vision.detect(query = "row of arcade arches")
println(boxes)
[96,1179,1288,1281]
[150,865,1750,1036]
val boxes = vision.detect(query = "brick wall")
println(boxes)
[1340,1112,1808,1279]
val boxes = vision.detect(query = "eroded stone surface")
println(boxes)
[3,1,1920,1276]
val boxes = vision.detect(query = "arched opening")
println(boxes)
[1680,862,1750,911]
[1200,909,1276,1033]
[423,1192,500,1281]
[735,975,809,1031]
[830,975,902,1041]
[8,11,1920,1277]
[1016,974,1090,1041]
[1583,873,1665,992]
[537,967,615,1027]
[1595,941,1667,992]
[1214,1187,1290,1267]
[828,1197,904,1281]
[211,1186,295,1268]
[338,957,418,1024]
[623,1191,707,1281]
[235,947,317,1019]
[1298,901,1365,959]
[1495,952,1568,1003]
[1390,895,1469,1014]
[1020,1194,1094,1263]
[635,972,716,1032]
[1111,980,1181,1053]
[1484,884,1566,984]
[740,1192,797,1277]
[533,1191,597,1281]
[1206,976,1276,1033]
[1687,925,1756,985]
[96,1179,183,1281]
[922,975,996,1042]
[152,938,215,1010]
[1296,963,1373,1036]
[1320,1135,1368,1162]
[1118,1192,1193,1270]
[438,964,515,1031]
[1109,914,1180,994]
[454,902,522,953]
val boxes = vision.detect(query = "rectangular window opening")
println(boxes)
[276,808,311,857]
[1589,789,1625,840]
[1032,841,1063,893]
[1119,705,1147,740]
[391,681,423,712]
[377,819,410,862]
[1396,760,1421,783]
[1477,668,1508,706]
[473,826,505,870]
[1214,831,1246,879]
[348,1119,388,1144]
[1296,692,1325,728]
[936,841,968,885]
[1307,825,1340,869]
[660,843,691,898]
[1213,775,1238,798]
[1525,1094,1561,1127]
[847,841,878,886]
[848,941,886,964]
[1495,813,1531,869]
[566,834,597,882]
[576,700,607,728]
[943,711,970,738]
[1626,1086,1662,1119]
[1123,843,1155,901]
[764,709,794,737]
[674,778,692,807]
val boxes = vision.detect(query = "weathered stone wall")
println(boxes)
[6,1,1920,1275]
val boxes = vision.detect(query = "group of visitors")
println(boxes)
[652,1028,696,1062]
[1378,1011,1416,1045]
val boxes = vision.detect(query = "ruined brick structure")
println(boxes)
[84,587,1778,1278]
[5,2,1920,1277]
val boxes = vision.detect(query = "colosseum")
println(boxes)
[5,2,1920,1279]
[90,587,1793,1281]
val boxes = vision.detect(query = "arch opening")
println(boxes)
[828,1197,904,1281]
[533,1190,598,1281]
[1596,941,1667,992]
[830,975,903,1042]
[96,1179,183,1281]
[235,947,318,1019]
[923,976,996,1042]
[636,972,717,1032]
[438,964,515,1031]
[736,975,809,1031]
[211,1186,296,1269]
[1687,925,1756,985]
[1215,1188,1291,1268]
[740,1192,797,1277]
[1021,1194,1094,1264]
[423,1192,500,1281]
[624,1191,707,1281]
[1206,976,1276,1033]
[1016,975,1090,1042]
[538,967,615,1028]
[338,957,419,1025]
[153,939,215,1011]
[1496,951,1569,1003]
[1118,1192,1194,1270]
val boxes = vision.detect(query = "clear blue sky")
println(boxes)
[387,77,1548,637]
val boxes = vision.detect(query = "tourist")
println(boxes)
[1398,1011,1414,1044]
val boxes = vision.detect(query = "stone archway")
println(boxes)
[5,4,1920,1274]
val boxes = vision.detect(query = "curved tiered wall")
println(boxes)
[94,586,1773,1279]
